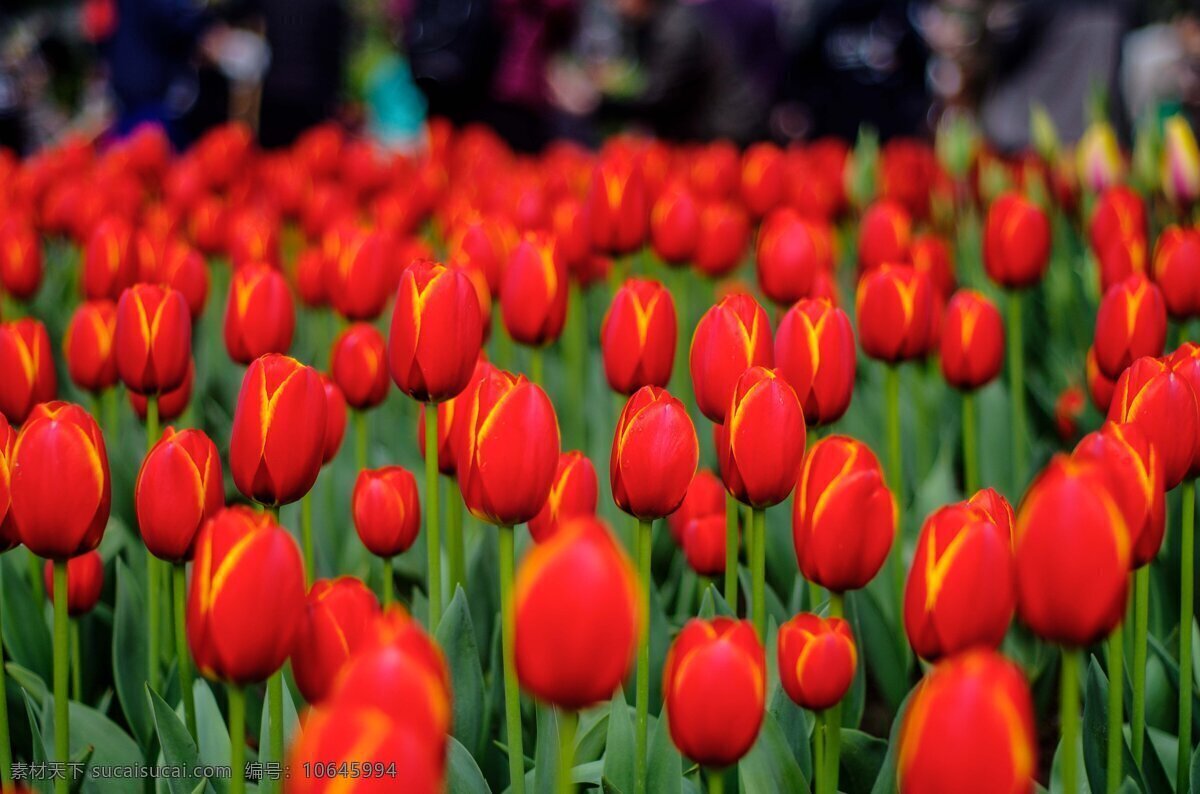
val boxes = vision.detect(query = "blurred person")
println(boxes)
[405,0,500,131]
[362,0,427,153]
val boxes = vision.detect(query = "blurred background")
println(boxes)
[0,0,1197,157]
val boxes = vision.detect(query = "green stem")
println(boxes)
[70,622,81,702]
[355,410,368,472]
[1132,565,1149,767]
[557,708,578,794]
[27,552,42,604]
[1062,648,1082,794]
[268,671,283,792]
[1007,291,1027,491]
[53,561,68,794]
[530,347,544,387]
[566,282,587,450]
[147,554,160,693]
[498,525,525,794]
[1180,479,1196,794]
[752,507,766,639]
[635,518,652,794]
[446,481,465,594]
[103,387,118,446]
[0,561,11,790]
[382,556,393,607]
[173,564,197,740]
[228,686,246,794]
[425,405,442,630]
[813,711,825,794]
[707,768,724,794]
[884,365,905,628]
[824,593,844,794]
[962,391,979,495]
[1107,622,1124,794]
[724,492,738,609]
[301,493,314,585]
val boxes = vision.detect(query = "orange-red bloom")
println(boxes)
[43,550,104,616]
[694,200,751,279]
[82,216,137,301]
[326,229,392,321]
[0,319,56,424]
[855,264,936,363]
[1152,225,1200,319]
[114,284,191,395]
[527,451,598,543]
[331,323,390,410]
[601,278,676,395]
[501,233,569,348]
[352,466,421,558]
[858,200,912,272]
[1108,356,1199,489]
[690,294,774,423]
[611,386,699,520]
[136,426,223,562]
[1170,342,1200,479]
[63,300,118,394]
[0,415,15,550]
[775,298,855,425]
[0,217,42,301]
[320,374,347,465]
[224,264,296,365]
[666,469,725,545]
[983,192,1051,289]
[1093,274,1167,379]
[650,181,700,265]
[756,208,830,305]
[939,289,1004,390]
[715,367,805,507]
[777,613,856,710]
[291,577,381,704]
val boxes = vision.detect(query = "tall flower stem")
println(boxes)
[707,768,724,794]
[635,517,653,794]
[382,557,393,606]
[566,282,588,450]
[1132,565,1149,767]
[70,622,81,702]
[425,405,442,629]
[301,493,314,584]
[724,492,738,608]
[557,708,577,794]
[173,564,197,740]
[751,507,766,639]
[1007,291,1027,490]
[884,365,904,615]
[1179,479,1196,794]
[530,347,545,388]
[228,686,246,794]
[267,671,283,792]
[823,592,844,794]
[355,410,368,472]
[498,525,525,794]
[446,480,465,593]
[962,391,979,494]
[1106,622,1123,794]
[146,396,161,694]
[0,562,12,790]
[813,710,825,794]
[1061,648,1082,794]
[53,560,69,794]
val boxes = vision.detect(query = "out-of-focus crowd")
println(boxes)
[0,0,1198,155]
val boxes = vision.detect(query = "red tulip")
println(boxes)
[291,577,381,704]
[10,402,110,559]
[858,200,912,272]
[352,466,421,558]
[1151,225,1200,319]
[681,514,728,576]
[136,427,223,562]
[63,300,118,394]
[910,234,955,300]
[1087,346,1116,413]
[1170,342,1200,479]
[224,264,295,365]
[715,367,805,507]
[663,618,765,767]
[939,289,1004,390]
[855,264,936,363]
[1055,384,1086,442]
[389,260,483,403]
[690,294,774,424]
[897,650,1036,794]
[154,238,210,318]
[650,181,700,265]
[331,323,390,410]
[793,435,895,592]
[129,359,194,422]
[458,369,560,526]
[82,216,136,300]
[501,233,569,348]
[612,386,699,520]
[187,506,306,684]
[229,354,328,506]
[756,209,830,305]
[601,278,676,395]
[1093,274,1167,379]
[666,469,725,545]
[0,218,42,301]
[775,298,856,425]
[516,516,640,709]
[43,551,104,616]
[448,214,516,296]
[114,284,191,395]
[740,142,785,218]
[319,374,347,466]
[326,229,392,321]
[1108,356,1199,489]
[588,153,647,255]
[777,613,856,710]
[528,451,598,543]
[983,192,1051,288]
[294,248,328,308]
[0,415,16,550]
[694,200,751,279]
[0,318,56,424]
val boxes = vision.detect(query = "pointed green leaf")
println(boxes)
[147,685,206,794]
[112,558,153,749]
[602,690,635,794]
[436,586,486,757]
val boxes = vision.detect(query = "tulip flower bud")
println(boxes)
[858,200,912,272]
[389,260,484,403]
[352,466,421,557]
[1151,225,1200,320]
[129,359,194,422]
[793,435,895,592]
[667,469,725,545]
[0,415,15,550]
[741,142,785,218]
[294,248,328,308]
[319,375,347,466]
[695,200,751,280]
[187,507,306,684]
[155,239,209,318]
[501,233,569,348]
[1108,356,1199,489]
[755,209,830,305]
[458,369,560,526]
[1090,186,1147,291]
[448,214,516,297]
[650,182,700,265]
[63,300,118,394]
[774,299,855,426]
[1015,455,1132,645]
[1077,121,1125,192]
[224,264,296,365]
[1093,274,1167,380]
[135,427,223,562]
[528,451,598,543]
[229,354,328,506]
[43,551,104,617]
[677,513,725,575]
[588,154,647,255]
[1055,385,1086,442]
[663,618,765,767]
[777,613,856,710]
[327,229,391,321]
[715,367,805,507]
[516,517,640,709]
[0,318,57,424]
[11,402,110,559]
[690,294,774,423]
[601,278,677,395]
[855,264,936,363]
[910,233,955,300]
[114,284,191,396]
[904,501,1015,661]
[939,289,1004,390]
[897,650,1036,794]
[983,192,1051,289]
[1170,343,1200,479]
[1085,345,1116,413]
[0,218,42,301]
[331,323,390,410]
[291,577,381,704]
[1163,115,1200,206]
[612,386,699,520]
[82,216,137,301]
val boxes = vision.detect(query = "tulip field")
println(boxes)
[0,116,1198,794]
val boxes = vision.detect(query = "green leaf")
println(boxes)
[602,690,635,794]
[2,553,52,684]
[532,704,558,794]
[23,690,49,794]
[258,676,299,772]
[193,680,231,772]
[1082,656,1111,794]
[850,589,908,714]
[112,558,153,749]
[839,729,887,793]
[447,735,491,794]
[575,709,609,765]
[146,686,206,794]
[41,700,144,794]
[768,685,812,783]
[738,709,809,794]
[869,689,913,794]
[6,662,48,706]
[697,585,734,620]
[646,711,681,794]
[1191,742,1200,794]
[436,586,486,757]
[467,530,499,666]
